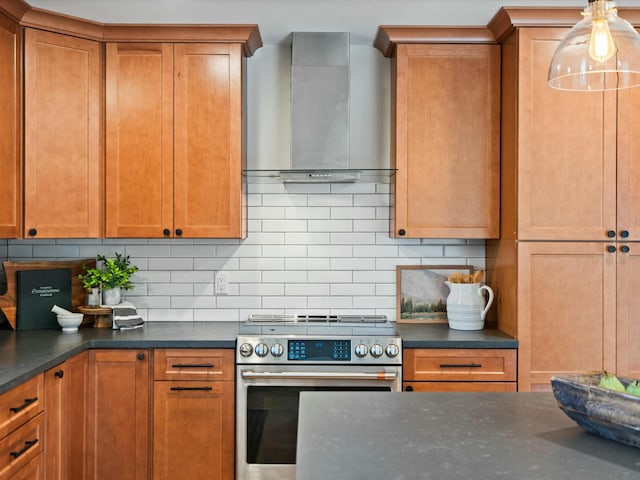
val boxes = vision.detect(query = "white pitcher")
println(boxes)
[445,281,494,331]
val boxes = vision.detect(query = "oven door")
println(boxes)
[236,364,401,480]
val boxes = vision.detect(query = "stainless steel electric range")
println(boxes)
[236,314,402,480]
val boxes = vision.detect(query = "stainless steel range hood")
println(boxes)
[283,32,353,183]
[244,32,395,184]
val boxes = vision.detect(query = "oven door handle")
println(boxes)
[240,370,397,381]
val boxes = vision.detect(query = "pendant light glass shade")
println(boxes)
[548,0,640,91]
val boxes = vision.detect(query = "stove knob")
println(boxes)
[385,344,400,358]
[354,344,368,358]
[370,344,384,358]
[239,343,253,357]
[254,343,269,357]
[270,343,284,357]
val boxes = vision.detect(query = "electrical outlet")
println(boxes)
[215,271,228,295]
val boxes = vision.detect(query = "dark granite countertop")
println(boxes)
[296,391,640,480]
[0,322,516,395]
[0,322,240,394]
[398,322,517,349]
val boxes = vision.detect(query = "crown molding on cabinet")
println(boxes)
[374,26,497,57]
[0,0,262,56]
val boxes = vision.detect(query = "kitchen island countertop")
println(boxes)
[296,391,640,480]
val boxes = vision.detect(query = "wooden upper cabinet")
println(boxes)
[106,41,246,238]
[376,30,500,239]
[616,85,640,241]
[515,28,617,241]
[105,43,174,238]
[173,43,244,238]
[0,12,20,239]
[24,28,103,238]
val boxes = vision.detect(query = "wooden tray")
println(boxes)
[0,259,96,330]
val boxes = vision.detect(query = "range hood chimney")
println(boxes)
[282,32,355,183]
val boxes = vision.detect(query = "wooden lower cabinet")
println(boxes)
[7,454,42,480]
[87,349,150,480]
[152,349,234,480]
[44,352,87,480]
[403,348,517,392]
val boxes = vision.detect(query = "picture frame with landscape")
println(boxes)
[396,265,474,323]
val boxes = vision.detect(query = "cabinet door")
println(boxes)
[44,352,87,480]
[105,43,173,238]
[153,381,234,480]
[517,241,616,391]
[87,350,149,480]
[616,243,640,378]
[392,43,500,239]
[516,28,617,241]
[174,43,245,238]
[0,13,20,239]
[24,29,103,238]
[616,87,640,241]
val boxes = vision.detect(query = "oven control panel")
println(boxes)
[237,336,402,364]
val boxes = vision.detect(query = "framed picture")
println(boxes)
[396,265,474,323]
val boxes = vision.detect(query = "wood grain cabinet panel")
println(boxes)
[152,349,235,480]
[24,28,103,238]
[383,41,500,239]
[0,415,43,479]
[0,12,20,239]
[106,42,246,238]
[0,375,43,440]
[44,352,87,480]
[487,21,640,391]
[86,350,149,480]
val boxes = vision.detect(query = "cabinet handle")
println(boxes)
[621,245,630,253]
[10,439,38,459]
[163,228,171,236]
[405,385,414,392]
[398,229,406,236]
[439,363,482,368]
[171,363,214,369]
[169,386,213,391]
[621,230,630,238]
[607,230,616,238]
[27,228,37,237]
[136,352,145,361]
[9,397,38,413]
[55,370,64,379]
[607,245,616,253]
[175,228,183,236]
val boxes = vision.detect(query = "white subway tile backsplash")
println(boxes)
[308,245,352,258]
[1,186,486,323]
[240,257,285,270]
[262,245,307,257]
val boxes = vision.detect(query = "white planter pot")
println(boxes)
[102,287,121,306]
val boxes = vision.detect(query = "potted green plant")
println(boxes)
[78,253,139,306]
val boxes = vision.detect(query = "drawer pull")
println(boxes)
[171,363,214,369]
[170,386,213,391]
[9,397,38,413]
[10,439,38,459]
[439,363,482,368]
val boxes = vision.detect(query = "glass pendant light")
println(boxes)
[548,0,640,91]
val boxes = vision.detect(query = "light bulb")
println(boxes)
[589,17,616,62]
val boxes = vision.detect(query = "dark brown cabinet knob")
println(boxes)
[621,230,630,238]
[136,352,145,361]
[621,245,630,253]
[398,229,406,236]
[607,230,616,238]
[163,228,171,236]
[607,245,616,253]
[28,228,37,236]
[405,385,414,392]
[175,228,183,236]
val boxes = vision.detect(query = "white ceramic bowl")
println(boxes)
[56,313,84,332]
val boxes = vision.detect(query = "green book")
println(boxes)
[16,268,72,330]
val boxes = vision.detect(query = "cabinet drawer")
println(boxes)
[0,376,44,439]
[0,414,43,479]
[8,453,43,480]
[404,382,517,392]
[403,349,517,382]
[154,349,234,381]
